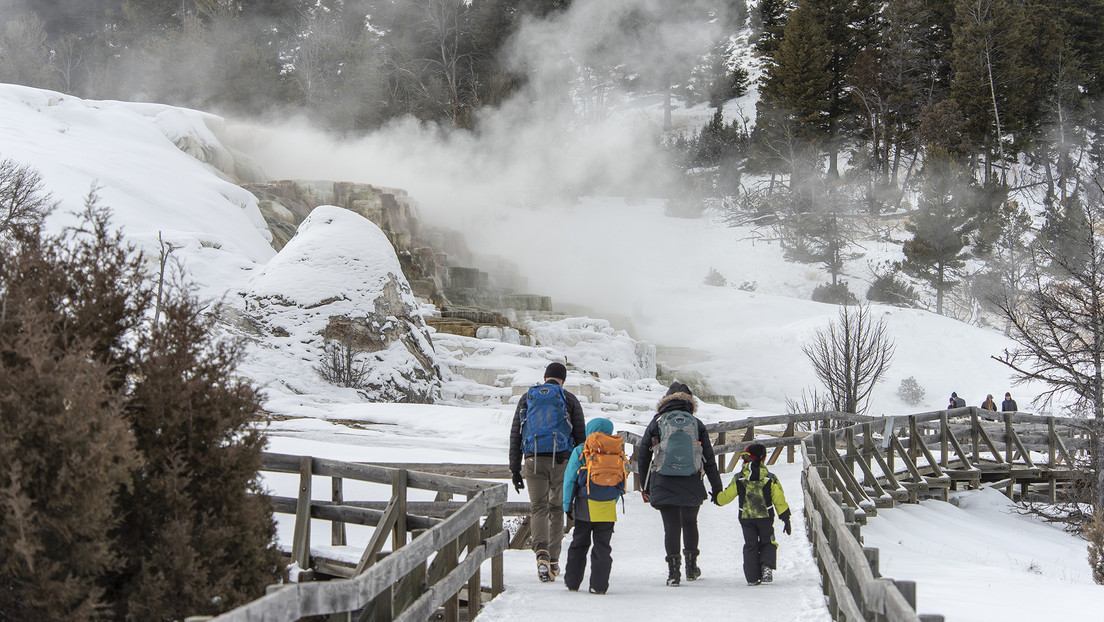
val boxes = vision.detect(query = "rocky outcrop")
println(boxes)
[242,179,549,339]
[239,206,440,403]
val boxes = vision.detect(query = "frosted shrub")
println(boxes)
[704,267,727,286]
[897,376,925,405]
[812,281,858,305]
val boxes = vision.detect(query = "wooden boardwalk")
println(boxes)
[193,407,1084,621]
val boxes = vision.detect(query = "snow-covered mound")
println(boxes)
[238,206,439,402]
[0,84,274,302]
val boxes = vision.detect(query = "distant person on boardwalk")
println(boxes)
[716,443,791,586]
[637,381,723,587]
[509,362,587,583]
[1002,393,1018,412]
[949,392,966,408]
[981,394,997,411]
[562,417,628,594]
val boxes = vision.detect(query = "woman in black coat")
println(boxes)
[637,382,723,587]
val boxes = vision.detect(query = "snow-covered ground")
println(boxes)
[1,82,1100,618]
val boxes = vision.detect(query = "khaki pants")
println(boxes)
[523,455,568,561]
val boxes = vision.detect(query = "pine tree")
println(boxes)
[949,0,1037,182]
[802,0,880,176]
[752,0,790,56]
[751,5,831,179]
[901,149,976,314]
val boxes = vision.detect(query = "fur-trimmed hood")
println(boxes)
[656,391,697,415]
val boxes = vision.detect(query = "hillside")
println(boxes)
[0,83,1098,618]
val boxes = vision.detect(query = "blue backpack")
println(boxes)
[521,383,573,454]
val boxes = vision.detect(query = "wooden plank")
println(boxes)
[713,435,805,454]
[392,532,506,622]
[392,470,408,552]
[485,506,504,596]
[263,453,494,495]
[268,497,443,530]
[211,485,508,622]
[355,495,402,576]
[1006,423,1037,468]
[333,476,347,546]
[292,456,313,571]
[974,418,1006,464]
[465,524,481,621]
[804,503,866,622]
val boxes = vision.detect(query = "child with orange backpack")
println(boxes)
[562,417,628,594]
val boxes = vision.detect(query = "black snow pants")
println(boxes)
[740,517,777,583]
[658,505,701,557]
[563,520,614,593]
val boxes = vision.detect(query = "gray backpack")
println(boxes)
[651,410,703,476]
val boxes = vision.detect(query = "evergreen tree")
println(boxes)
[950,0,1037,182]
[109,291,279,621]
[752,0,790,56]
[0,220,137,621]
[901,149,976,314]
[802,0,880,176]
[751,5,831,180]
[0,188,279,620]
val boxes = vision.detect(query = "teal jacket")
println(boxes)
[562,418,624,522]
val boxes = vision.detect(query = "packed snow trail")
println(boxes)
[479,460,832,621]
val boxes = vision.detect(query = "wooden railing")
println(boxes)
[197,410,1082,622]
[800,407,1084,622]
[200,453,508,622]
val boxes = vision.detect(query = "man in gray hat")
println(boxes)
[509,362,587,582]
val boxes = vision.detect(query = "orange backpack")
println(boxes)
[582,432,629,493]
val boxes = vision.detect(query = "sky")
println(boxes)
[0,81,1100,619]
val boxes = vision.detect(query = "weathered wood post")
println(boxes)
[332,476,347,546]
[716,430,727,473]
[466,522,482,621]
[444,536,460,622]
[785,420,796,463]
[971,410,981,464]
[488,505,504,596]
[1048,416,1058,503]
[939,412,949,469]
[908,416,919,464]
[292,456,313,572]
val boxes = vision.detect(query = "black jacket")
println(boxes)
[637,391,723,508]
[508,382,587,475]
[1002,398,1018,412]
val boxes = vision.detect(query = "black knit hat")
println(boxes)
[666,381,692,396]
[745,443,767,460]
[544,362,567,382]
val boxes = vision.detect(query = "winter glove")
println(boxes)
[566,508,574,521]
[511,472,525,493]
[780,509,792,535]
[641,489,650,503]
[709,490,720,506]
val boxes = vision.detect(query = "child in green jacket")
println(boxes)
[715,443,791,585]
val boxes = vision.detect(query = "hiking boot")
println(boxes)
[536,550,553,583]
[588,587,606,595]
[665,555,681,587]
[748,579,762,586]
[684,549,701,581]
[549,560,560,578]
[761,566,773,583]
